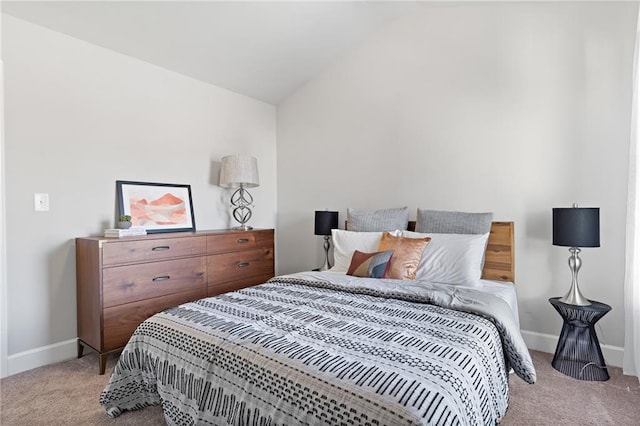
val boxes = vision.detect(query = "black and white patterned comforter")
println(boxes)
[101,272,536,425]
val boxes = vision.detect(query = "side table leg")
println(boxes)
[77,340,84,358]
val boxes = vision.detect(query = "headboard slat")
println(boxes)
[483,222,515,283]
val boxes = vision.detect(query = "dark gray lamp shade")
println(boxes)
[314,211,339,236]
[552,207,600,247]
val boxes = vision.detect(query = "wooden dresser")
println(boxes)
[76,228,274,374]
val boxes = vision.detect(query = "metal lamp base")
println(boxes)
[559,287,590,306]
[559,247,591,306]
[319,235,332,271]
[230,185,254,231]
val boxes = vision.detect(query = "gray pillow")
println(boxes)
[347,207,409,232]
[415,209,493,234]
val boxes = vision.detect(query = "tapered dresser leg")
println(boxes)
[99,353,108,375]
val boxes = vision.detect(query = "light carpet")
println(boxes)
[1,349,638,425]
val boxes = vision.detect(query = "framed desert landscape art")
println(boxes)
[116,180,196,233]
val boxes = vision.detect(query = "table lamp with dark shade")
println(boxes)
[552,205,600,306]
[315,210,339,271]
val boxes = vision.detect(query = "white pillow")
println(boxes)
[330,229,400,273]
[402,231,490,284]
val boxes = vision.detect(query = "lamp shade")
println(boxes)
[315,211,339,236]
[219,155,259,188]
[552,207,600,247]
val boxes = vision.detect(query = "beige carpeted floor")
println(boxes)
[1,349,638,425]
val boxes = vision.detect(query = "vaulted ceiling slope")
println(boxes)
[2,1,427,104]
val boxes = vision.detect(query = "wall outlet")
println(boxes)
[34,193,50,212]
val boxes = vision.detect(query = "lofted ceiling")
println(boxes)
[2,1,430,104]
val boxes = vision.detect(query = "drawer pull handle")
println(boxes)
[152,275,171,282]
[237,238,250,244]
[152,246,170,251]
[237,262,250,268]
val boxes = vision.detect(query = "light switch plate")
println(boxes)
[34,193,49,211]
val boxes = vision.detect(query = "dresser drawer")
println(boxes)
[207,230,273,254]
[208,248,274,286]
[102,236,206,266]
[103,287,206,351]
[103,257,206,308]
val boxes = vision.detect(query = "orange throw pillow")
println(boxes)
[378,232,431,280]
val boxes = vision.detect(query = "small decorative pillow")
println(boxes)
[377,232,431,280]
[347,250,394,278]
[347,207,410,232]
[416,209,493,234]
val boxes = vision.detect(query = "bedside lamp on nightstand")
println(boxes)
[552,204,600,306]
[315,210,339,271]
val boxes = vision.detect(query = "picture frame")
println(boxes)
[116,180,196,233]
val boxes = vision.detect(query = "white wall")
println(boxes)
[277,2,637,359]
[0,10,8,378]
[2,15,276,375]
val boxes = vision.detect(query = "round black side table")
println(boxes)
[549,297,611,381]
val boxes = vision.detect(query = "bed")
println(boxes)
[101,215,536,425]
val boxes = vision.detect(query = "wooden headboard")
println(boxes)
[347,220,515,283]
[482,221,515,283]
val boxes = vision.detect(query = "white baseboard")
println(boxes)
[7,338,77,376]
[521,329,625,369]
